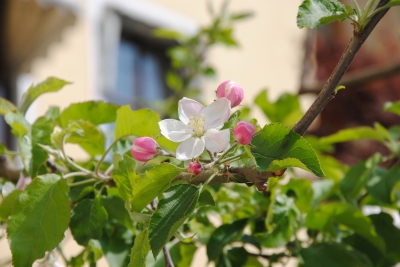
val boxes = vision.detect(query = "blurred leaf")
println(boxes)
[384,101,400,116]
[306,202,385,252]
[207,219,248,261]
[115,105,161,139]
[221,110,242,130]
[251,123,324,177]
[5,111,30,137]
[0,97,17,115]
[153,28,186,41]
[32,116,55,145]
[59,101,119,127]
[0,190,21,221]
[166,71,183,91]
[7,174,70,267]
[198,189,215,207]
[216,247,248,267]
[366,165,400,204]
[19,136,48,177]
[149,184,200,258]
[19,77,70,115]
[230,11,254,20]
[254,90,303,126]
[319,127,385,145]
[256,195,299,248]
[70,197,108,246]
[51,121,83,151]
[128,230,150,267]
[101,196,132,229]
[297,0,354,29]
[66,120,105,156]
[154,242,197,267]
[300,243,373,267]
[311,179,335,207]
[282,178,313,213]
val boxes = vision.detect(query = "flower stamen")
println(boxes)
[188,113,206,137]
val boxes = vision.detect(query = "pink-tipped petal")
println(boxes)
[176,137,205,160]
[131,137,158,162]
[204,129,230,152]
[178,97,205,124]
[159,119,193,142]
[202,98,231,130]
[216,80,244,108]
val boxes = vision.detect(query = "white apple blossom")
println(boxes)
[159,97,231,161]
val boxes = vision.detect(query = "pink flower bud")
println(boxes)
[131,137,158,162]
[234,121,256,145]
[188,162,202,176]
[216,80,244,108]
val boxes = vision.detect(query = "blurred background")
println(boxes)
[1,0,400,266]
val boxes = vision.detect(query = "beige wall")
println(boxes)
[1,1,306,266]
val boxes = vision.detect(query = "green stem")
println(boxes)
[68,178,97,187]
[365,2,393,21]
[61,135,91,174]
[219,153,248,165]
[215,143,238,164]
[95,136,126,177]
[200,173,217,191]
[351,0,363,16]
[361,0,378,22]
[63,171,91,179]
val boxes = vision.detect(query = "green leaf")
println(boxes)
[0,190,21,221]
[251,123,324,177]
[230,11,254,21]
[319,127,385,145]
[207,219,248,261]
[297,0,354,29]
[59,101,119,127]
[384,101,400,116]
[366,165,400,204]
[256,195,299,248]
[130,163,181,213]
[300,243,373,267]
[128,230,150,267]
[5,111,30,137]
[19,136,48,177]
[7,174,70,267]
[50,121,83,151]
[0,97,17,115]
[70,197,108,246]
[101,196,133,229]
[66,120,105,156]
[306,202,385,252]
[115,105,161,139]
[19,77,70,115]
[112,155,136,201]
[254,90,303,127]
[32,116,56,145]
[311,179,335,207]
[149,184,200,258]
[198,189,215,207]
[281,178,313,212]
[221,110,242,130]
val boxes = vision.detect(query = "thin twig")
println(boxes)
[162,246,175,267]
[292,0,391,136]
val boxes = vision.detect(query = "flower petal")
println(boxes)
[204,129,230,152]
[159,119,193,142]
[202,98,231,130]
[178,97,205,124]
[176,137,205,161]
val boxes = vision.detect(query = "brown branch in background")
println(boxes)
[162,246,174,267]
[299,61,400,95]
[292,0,391,136]
[0,155,21,183]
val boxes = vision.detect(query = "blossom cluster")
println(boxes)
[130,80,256,175]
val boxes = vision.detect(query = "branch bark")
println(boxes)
[292,0,391,136]
[299,61,400,95]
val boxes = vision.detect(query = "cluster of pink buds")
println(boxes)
[234,121,256,145]
[131,137,158,162]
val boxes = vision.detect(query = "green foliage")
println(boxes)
[149,184,200,258]
[297,0,354,29]
[251,123,324,176]
[70,197,108,246]
[115,106,161,138]
[19,77,70,115]
[128,230,150,267]
[6,174,70,267]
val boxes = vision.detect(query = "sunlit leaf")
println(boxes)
[128,230,150,267]
[7,174,70,267]
[297,0,354,29]
[19,77,70,115]
[251,123,324,177]
[319,127,385,145]
[149,184,200,258]
[0,97,17,115]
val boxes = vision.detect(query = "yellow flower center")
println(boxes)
[188,114,206,137]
